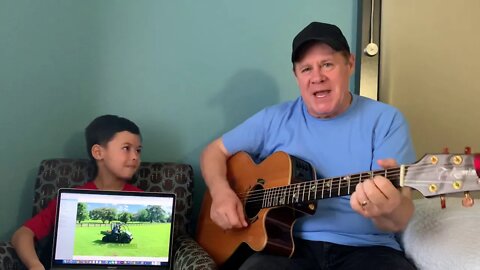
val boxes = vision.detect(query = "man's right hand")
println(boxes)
[210,186,248,230]
[200,138,248,229]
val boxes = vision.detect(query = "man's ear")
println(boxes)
[348,54,355,75]
[91,144,103,160]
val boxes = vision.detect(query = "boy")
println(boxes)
[11,114,143,270]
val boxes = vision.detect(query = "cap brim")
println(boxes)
[291,38,348,62]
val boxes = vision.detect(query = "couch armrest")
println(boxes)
[0,241,26,270]
[173,234,216,270]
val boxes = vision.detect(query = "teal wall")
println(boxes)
[0,0,358,240]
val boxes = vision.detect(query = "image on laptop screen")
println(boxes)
[51,188,175,269]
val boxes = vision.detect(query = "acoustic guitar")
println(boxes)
[196,151,480,267]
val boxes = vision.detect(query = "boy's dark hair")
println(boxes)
[85,114,141,161]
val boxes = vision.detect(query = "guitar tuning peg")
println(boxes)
[443,147,449,154]
[462,191,474,207]
[440,195,446,209]
[465,146,472,154]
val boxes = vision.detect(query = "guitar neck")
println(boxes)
[261,166,407,209]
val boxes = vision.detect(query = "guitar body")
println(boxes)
[196,150,480,267]
[196,152,316,267]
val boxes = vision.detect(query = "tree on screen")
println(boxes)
[76,203,88,223]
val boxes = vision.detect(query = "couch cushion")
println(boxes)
[402,197,480,269]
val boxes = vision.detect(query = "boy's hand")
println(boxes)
[29,264,45,270]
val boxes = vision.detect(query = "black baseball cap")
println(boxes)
[291,22,350,63]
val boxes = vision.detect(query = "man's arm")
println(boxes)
[200,138,248,229]
[11,226,45,270]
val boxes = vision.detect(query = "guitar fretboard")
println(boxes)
[261,166,407,209]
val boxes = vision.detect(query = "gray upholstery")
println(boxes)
[0,159,216,270]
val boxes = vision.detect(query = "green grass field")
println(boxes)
[73,223,171,257]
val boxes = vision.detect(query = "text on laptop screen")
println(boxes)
[53,189,175,268]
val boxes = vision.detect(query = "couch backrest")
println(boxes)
[31,159,193,236]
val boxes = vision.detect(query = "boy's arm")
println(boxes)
[11,226,45,270]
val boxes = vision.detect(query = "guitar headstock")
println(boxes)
[403,152,480,198]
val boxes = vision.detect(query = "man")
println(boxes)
[200,22,416,269]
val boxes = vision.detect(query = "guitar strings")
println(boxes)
[236,163,468,202]
[235,163,476,204]
[238,173,460,203]
[237,175,391,203]
[241,162,470,197]
[239,177,469,207]
[238,162,465,199]
[237,167,405,200]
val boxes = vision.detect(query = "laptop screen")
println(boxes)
[51,188,175,269]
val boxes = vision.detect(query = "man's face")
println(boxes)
[293,43,354,119]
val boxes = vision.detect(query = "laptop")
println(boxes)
[51,188,176,270]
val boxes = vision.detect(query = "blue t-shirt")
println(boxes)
[222,94,416,250]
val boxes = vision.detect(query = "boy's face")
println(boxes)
[96,131,142,181]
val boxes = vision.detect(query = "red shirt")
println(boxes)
[24,181,142,240]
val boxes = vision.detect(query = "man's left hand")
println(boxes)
[350,159,413,231]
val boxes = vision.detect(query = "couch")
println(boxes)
[402,196,480,270]
[0,158,216,270]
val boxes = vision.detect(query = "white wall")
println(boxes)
[381,0,480,158]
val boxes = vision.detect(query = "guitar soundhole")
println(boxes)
[244,184,264,220]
